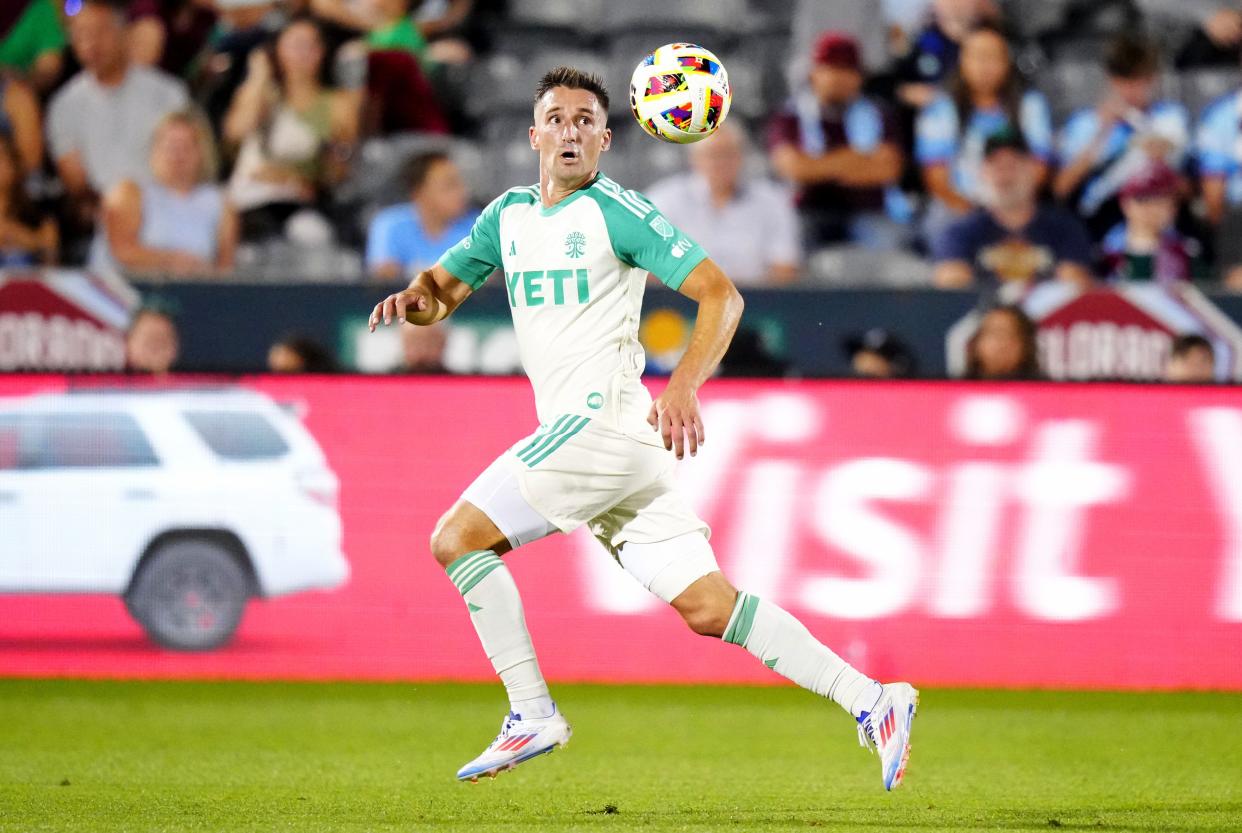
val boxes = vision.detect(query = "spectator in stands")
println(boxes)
[0,73,42,175]
[1165,333,1217,382]
[1100,162,1207,283]
[195,0,283,130]
[1145,0,1242,67]
[401,319,447,373]
[768,31,904,252]
[225,16,360,243]
[267,333,337,372]
[0,132,56,266]
[1053,32,1190,240]
[366,150,476,280]
[125,307,180,376]
[651,122,800,285]
[92,110,238,277]
[0,0,67,93]
[915,22,1053,242]
[47,0,189,231]
[932,129,1093,289]
[895,0,999,110]
[1196,70,1242,231]
[963,304,1042,380]
[843,328,916,378]
[127,0,218,78]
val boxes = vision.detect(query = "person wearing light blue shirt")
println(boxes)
[366,150,479,280]
[914,23,1053,242]
[1196,89,1242,224]
[1052,32,1190,240]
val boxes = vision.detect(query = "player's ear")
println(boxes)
[529,124,538,151]
[601,126,612,152]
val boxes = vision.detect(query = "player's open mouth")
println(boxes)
[559,150,580,161]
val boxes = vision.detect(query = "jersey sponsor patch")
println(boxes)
[649,215,675,240]
[671,238,693,258]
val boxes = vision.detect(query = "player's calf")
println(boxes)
[670,572,738,638]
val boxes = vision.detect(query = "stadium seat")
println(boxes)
[599,0,749,33]
[806,246,934,288]
[507,0,604,32]
[466,51,611,119]
[1179,69,1242,117]
[1035,59,1106,125]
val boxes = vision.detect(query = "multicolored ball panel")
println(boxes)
[630,43,731,144]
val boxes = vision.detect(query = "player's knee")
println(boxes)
[429,515,465,569]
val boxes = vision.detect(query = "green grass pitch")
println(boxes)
[1,679,1240,832]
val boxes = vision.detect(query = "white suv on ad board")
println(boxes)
[0,387,349,651]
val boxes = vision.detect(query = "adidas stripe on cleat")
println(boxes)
[857,682,919,791]
[455,704,572,782]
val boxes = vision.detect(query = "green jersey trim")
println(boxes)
[589,175,708,291]
[438,185,538,289]
[537,174,602,217]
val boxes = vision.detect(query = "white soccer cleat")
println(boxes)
[455,705,571,782]
[856,682,919,791]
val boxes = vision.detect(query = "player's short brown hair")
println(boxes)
[534,66,610,114]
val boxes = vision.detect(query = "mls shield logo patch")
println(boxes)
[649,215,675,240]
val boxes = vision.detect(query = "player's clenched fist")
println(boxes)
[368,284,442,331]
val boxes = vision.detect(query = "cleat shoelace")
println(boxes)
[856,712,877,753]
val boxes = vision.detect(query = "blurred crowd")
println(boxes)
[3,0,1242,382]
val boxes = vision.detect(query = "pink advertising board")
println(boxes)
[1,375,1240,690]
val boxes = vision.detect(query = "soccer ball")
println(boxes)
[629,43,731,144]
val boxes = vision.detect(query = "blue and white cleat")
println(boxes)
[857,682,919,791]
[455,705,571,782]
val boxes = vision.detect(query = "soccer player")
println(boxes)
[368,67,918,790]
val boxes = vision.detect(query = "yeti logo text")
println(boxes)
[504,269,590,307]
[565,231,586,259]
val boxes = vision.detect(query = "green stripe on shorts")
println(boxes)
[524,415,590,466]
[515,415,572,461]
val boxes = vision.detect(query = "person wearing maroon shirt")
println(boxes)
[768,31,905,251]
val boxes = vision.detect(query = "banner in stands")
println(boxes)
[1,375,1240,690]
[0,272,138,372]
[946,284,1242,381]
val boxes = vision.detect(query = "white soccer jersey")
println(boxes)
[439,173,708,442]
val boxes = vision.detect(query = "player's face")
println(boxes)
[531,87,611,185]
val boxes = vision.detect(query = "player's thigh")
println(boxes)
[439,454,558,565]
[599,470,718,604]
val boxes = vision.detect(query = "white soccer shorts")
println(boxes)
[460,417,717,603]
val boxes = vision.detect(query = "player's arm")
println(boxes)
[370,193,505,330]
[368,263,474,330]
[648,258,744,460]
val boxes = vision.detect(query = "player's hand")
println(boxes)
[647,383,705,460]
[368,285,441,331]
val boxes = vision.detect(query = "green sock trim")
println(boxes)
[723,592,760,646]
[445,550,504,595]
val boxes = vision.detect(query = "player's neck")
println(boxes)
[540,170,598,207]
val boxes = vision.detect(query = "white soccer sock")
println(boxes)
[724,592,882,719]
[445,550,555,719]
